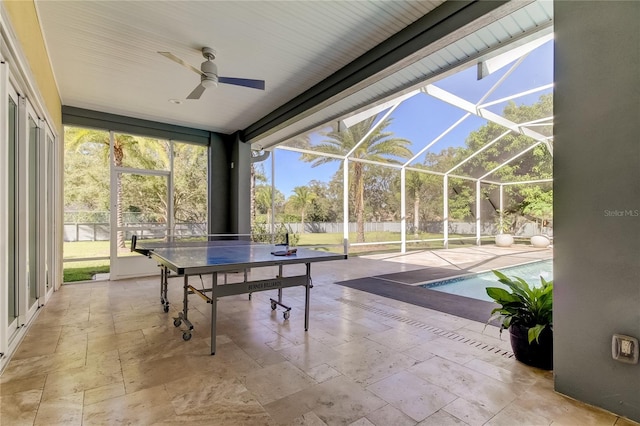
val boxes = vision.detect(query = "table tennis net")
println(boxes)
[131,233,289,251]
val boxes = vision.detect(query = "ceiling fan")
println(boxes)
[158,47,265,99]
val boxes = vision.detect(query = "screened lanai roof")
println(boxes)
[275,29,554,186]
[251,0,553,153]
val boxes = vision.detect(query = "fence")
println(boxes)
[63,222,207,242]
[64,220,551,242]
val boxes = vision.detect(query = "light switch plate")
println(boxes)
[612,334,639,364]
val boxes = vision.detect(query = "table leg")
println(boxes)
[161,266,169,312]
[173,275,193,340]
[269,264,291,319]
[278,265,283,304]
[211,272,218,355]
[182,274,189,321]
[305,263,311,331]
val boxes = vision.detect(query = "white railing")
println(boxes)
[64,220,551,242]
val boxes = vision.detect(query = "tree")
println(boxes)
[461,95,553,221]
[254,185,285,226]
[289,186,316,232]
[405,167,433,235]
[305,180,338,223]
[65,127,144,248]
[65,127,208,244]
[172,143,208,232]
[362,165,402,222]
[64,136,110,212]
[251,157,268,224]
[421,94,553,226]
[520,185,553,234]
[301,115,412,242]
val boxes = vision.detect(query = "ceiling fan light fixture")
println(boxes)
[201,76,218,89]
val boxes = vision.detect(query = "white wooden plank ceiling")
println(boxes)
[35,1,552,146]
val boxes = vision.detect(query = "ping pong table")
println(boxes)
[132,235,346,355]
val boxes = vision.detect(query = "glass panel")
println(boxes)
[117,172,168,254]
[353,164,402,254]
[173,143,207,236]
[46,134,55,290]
[447,177,476,245]
[114,133,170,170]
[269,149,344,249]
[28,116,38,307]
[405,168,446,250]
[63,127,111,282]
[8,96,17,321]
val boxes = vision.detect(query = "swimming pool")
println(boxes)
[420,260,553,302]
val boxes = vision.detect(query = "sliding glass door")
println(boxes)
[5,86,19,339]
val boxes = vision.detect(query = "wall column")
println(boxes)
[554,1,640,421]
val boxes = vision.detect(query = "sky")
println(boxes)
[263,41,554,198]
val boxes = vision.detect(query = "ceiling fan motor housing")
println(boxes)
[201,60,218,88]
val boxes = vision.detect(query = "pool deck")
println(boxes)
[360,244,553,284]
[7,243,635,426]
[334,245,553,324]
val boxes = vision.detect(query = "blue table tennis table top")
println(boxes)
[134,239,346,275]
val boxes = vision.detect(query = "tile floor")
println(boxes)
[1,246,638,425]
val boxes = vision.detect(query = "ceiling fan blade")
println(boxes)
[187,84,206,100]
[218,77,265,90]
[158,51,203,76]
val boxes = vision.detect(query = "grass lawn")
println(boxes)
[64,240,110,258]
[63,240,135,283]
[63,259,110,282]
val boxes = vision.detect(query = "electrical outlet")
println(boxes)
[612,334,639,364]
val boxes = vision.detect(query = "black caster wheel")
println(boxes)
[182,332,192,341]
[283,311,290,320]
[163,305,169,313]
[271,302,277,310]
[173,318,182,327]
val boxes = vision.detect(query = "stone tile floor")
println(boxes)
[1,246,638,425]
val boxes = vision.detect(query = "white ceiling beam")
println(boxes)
[340,90,420,129]
[478,84,554,109]
[403,112,471,167]
[446,130,511,175]
[422,84,551,145]
[477,32,554,79]
[478,141,543,180]
[345,103,399,158]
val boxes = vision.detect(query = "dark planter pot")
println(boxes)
[509,324,553,370]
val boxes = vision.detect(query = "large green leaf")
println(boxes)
[486,287,520,304]
[487,270,553,345]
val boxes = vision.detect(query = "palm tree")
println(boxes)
[406,169,427,237]
[302,115,412,242]
[255,185,284,227]
[289,186,316,233]
[65,128,165,249]
[250,162,267,225]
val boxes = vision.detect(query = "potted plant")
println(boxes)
[494,211,514,247]
[486,270,553,370]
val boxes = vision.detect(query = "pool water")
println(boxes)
[420,260,553,302]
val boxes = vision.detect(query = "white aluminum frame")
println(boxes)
[109,131,174,280]
[269,35,554,255]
